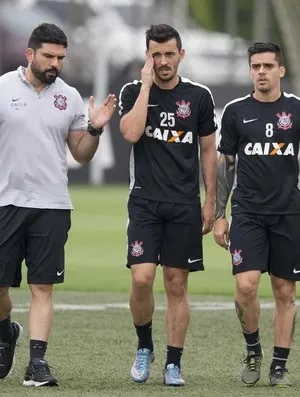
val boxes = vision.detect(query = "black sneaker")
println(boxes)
[0,321,23,379]
[23,358,58,387]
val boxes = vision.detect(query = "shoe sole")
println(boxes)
[4,321,23,379]
[242,376,260,386]
[244,381,259,387]
[23,379,58,387]
[164,382,185,387]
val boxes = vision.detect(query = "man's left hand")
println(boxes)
[88,94,117,129]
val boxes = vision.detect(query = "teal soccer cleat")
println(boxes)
[131,348,155,383]
[163,364,185,386]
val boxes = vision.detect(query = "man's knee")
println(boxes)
[131,264,155,291]
[236,272,260,301]
[0,287,9,300]
[164,268,188,298]
[30,284,53,298]
[272,277,295,304]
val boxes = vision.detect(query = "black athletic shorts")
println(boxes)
[126,196,204,271]
[0,205,71,287]
[229,213,300,281]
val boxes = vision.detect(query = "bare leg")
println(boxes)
[29,284,53,341]
[130,263,156,383]
[0,287,12,321]
[235,271,263,385]
[163,267,189,348]
[235,271,261,333]
[130,263,156,326]
[271,275,296,348]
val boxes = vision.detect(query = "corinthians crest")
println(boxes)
[276,112,292,130]
[176,100,191,119]
[231,249,243,266]
[54,94,67,110]
[130,241,144,257]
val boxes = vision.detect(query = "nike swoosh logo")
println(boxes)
[293,268,300,274]
[188,258,202,264]
[148,104,159,107]
[57,270,65,276]
[243,118,258,124]
[12,98,21,102]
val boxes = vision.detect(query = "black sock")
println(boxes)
[30,340,48,361]
[243,329,262,354]
[135,321,153,352]
[0,316,14,343]
[165,346,183,369]
[270,346,290,370]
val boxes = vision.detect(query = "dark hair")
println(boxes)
[28,23,68,50]
[146,24,182,50]
[248,42,282,65]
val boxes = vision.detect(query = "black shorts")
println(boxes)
[126,196,204,271]
[0,205,71,287]
[229,213,300,281]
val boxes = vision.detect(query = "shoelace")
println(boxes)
[167,366,181,380]
[242,353,261,371]
[31,362,55,377]
[273,367,288,379]
[135,352,149,371]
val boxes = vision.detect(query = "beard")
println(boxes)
[154,65,178,82]
[31,59,60,85]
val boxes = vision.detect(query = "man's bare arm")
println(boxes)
[120,54,154,143]
[200,133,217,204]
[215,153,236,219]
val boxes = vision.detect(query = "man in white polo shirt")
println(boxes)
[0,23,116,387]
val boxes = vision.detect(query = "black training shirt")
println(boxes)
[218,92,300,214]
[119,77,217,204]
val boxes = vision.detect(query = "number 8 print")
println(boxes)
[265,123,274,137]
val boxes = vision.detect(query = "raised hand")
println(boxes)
[88,94,117,129]
[141,53,154,89]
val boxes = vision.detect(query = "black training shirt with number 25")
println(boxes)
[218,92,300,214]
[119,77,217,205]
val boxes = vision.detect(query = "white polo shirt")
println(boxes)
[0,66,87,209]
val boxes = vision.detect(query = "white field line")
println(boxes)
[11,300,300,313]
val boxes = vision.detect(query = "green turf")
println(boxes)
[3,291,300,397]
[53,185,273,296]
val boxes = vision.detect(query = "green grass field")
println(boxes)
[4,291,300,397]
[57,185,276,297]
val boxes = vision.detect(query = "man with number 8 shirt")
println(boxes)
[214,42,300,387]
[118,24,217,386]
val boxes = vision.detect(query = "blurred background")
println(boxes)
[1,0,300,185]
[1,0,300,295]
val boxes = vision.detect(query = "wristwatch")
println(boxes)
[87,121,104,136]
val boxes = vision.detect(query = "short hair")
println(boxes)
[146,24,182,51]
[248,42,282,65]
[28,23,68,50]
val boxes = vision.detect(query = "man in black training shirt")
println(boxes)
[119,24,217,386]
[214,42,300,387]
